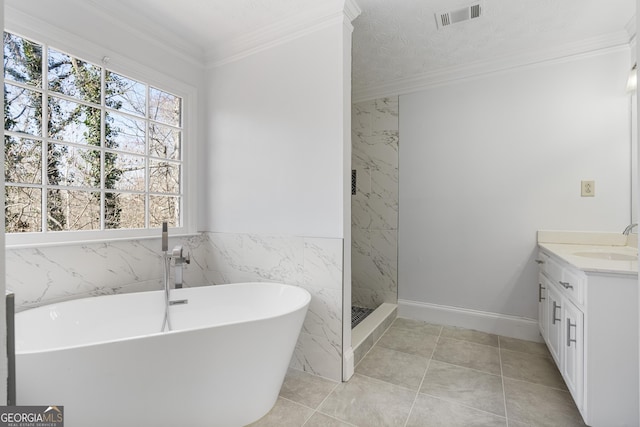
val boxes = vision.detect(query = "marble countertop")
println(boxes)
[538,231,638,276]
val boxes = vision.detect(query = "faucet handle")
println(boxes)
[171,245,183,258]
[184,252,191,265]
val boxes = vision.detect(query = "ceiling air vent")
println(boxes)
[436,2,483,29]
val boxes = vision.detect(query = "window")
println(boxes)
[4,31,184,236]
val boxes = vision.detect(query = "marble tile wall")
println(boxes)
[6,234,212,310]
[206,232,344,382]
[352,97,399,309]
[6,231,344,382]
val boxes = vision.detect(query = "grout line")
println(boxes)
[437,334,500,349]
[402,324,442,427]
[501,376,573,393]
[428,358,502,377]
[299,381,345,427]
[353,317,397,371]
[349,372,421,394]
[277,395,317,412]
[498,336,510,426]
[418,391,508,421]
[312,380,341,411]
[310,410,359,427]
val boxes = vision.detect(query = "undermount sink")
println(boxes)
[573,250,638,261]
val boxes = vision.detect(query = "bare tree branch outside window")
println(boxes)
[3,32,183,233]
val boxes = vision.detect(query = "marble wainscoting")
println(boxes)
[6,234,213,311]
[7,231,345,381]
[351,97,399,308]
[206,232,344,382]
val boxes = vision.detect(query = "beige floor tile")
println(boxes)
[303,412,356,427]
[441,326,499,347]
[279,368,338,409]
[392,317,443,336]
[507,421,532,427]
[420,360,505,416]
[500,349,567,390]
[247,397,313,427]
[356,345,429,390]
[433,337,501,375]
[503,378,586,426]
[376,325,439,357]
[406,393,507,427]
[499,336,550,357]
[318,374,415,427]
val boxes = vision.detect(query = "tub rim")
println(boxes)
[16,282,311,356]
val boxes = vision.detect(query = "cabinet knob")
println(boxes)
[535,259,545,264]
[559,281,573,290]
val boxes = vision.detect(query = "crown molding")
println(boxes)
[80,0,205,68]
[352,30,631,103]
[206,1,361,68]
[344,0,362,22]
[5,0,205,69]
[4,5,199,96]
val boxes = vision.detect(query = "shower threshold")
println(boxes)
[351,303,397,366]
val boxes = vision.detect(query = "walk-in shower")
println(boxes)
[351,97,399,362]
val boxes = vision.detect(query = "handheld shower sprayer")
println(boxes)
[162,221,168,252]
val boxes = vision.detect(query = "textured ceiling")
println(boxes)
[352,0,635,95]
[24,0,634,97]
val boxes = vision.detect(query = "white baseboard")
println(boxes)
[398,299,542,342]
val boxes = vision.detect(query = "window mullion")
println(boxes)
[41,43,48,233]
[145,83,150,229]
[100,67,106,230]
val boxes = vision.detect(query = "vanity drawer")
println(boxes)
[538,251,585,306]
[558,267,585,305]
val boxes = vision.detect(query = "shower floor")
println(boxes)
[351,306,375,329]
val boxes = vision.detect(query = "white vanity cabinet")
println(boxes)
[537,248,638,427]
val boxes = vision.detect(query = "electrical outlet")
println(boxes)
[581,180,595,197]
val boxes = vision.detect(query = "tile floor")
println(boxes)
[248,317,586,427]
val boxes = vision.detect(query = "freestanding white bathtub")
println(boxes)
[15,282,311,427]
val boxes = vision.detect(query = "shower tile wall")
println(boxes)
[352,97,399,309]
[205,232,344,382]
[6,231,344,382]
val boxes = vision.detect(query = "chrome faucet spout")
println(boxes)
[622,223,638,235]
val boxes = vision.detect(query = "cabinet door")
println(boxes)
[562,299,584,411]
[538,273,549,339]
[546,284,562,365]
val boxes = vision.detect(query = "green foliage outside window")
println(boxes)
[3,32,183,234]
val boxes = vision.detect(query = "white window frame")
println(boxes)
[4,23,198,248]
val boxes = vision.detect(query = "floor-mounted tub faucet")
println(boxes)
[160,223,191,332]
[172,245,191,289]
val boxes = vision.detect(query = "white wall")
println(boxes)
[204,15,354,380]
[399,47,632,321]
[205,21,348,238]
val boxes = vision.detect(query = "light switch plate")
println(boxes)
[581,180,595,197]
